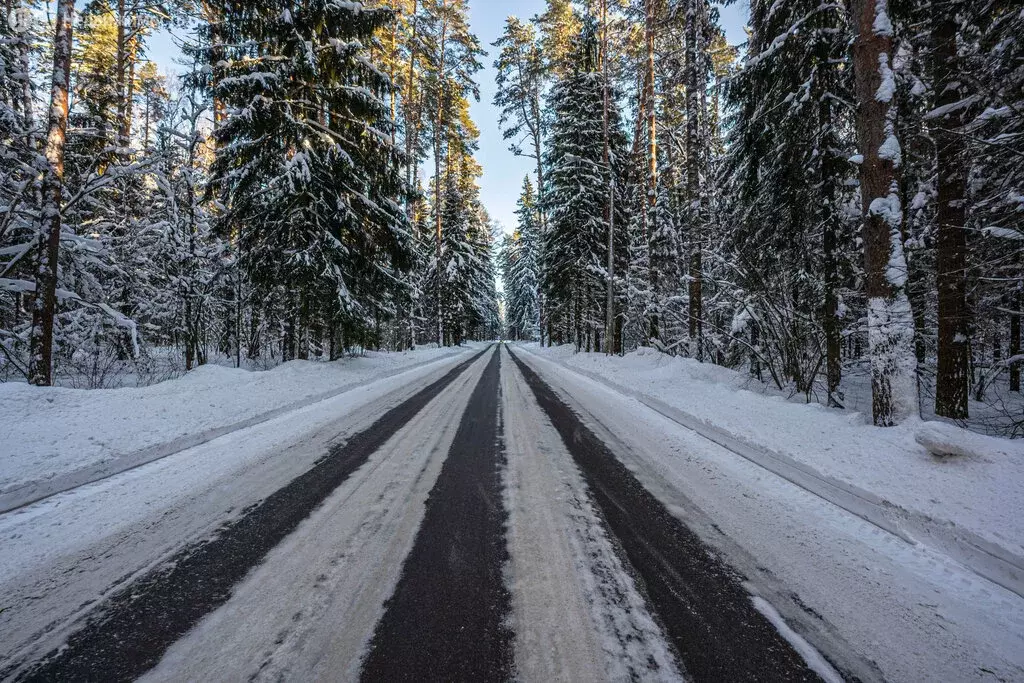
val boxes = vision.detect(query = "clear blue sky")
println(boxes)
[147,1,749,234]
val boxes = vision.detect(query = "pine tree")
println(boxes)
[500,178,541,340]
[543,19,626,352]
[535,0,582,79]
[27,0,75,386]
[850,0,919,426]
[418,0,483,345]
[493,16,546,218]
[684,0,711,360]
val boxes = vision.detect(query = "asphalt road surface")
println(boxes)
[2,344,842,682]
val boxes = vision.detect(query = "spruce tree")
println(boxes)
[202,0,414,358]
[722,0,856,399]
[500,178,541,341]
[543,19,625,351]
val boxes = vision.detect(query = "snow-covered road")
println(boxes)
[1,343,1022,682]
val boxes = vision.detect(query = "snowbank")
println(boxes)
[0,345,476,502]
[519,343,1024,573]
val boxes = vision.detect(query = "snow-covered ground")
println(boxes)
[0,346,481,674]
[513,344,1024,682]
[141,351,495,682]
[2,341,1022,681]
[0,344,475,505]
[518,343,1024,576]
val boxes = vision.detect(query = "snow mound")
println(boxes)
[521,343,1024,563]
[915,420,1022,461]
[0,346,471,500]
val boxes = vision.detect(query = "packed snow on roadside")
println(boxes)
[520,343,1024,560]
[0,345,477,496]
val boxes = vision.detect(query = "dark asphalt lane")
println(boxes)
[360,347,514,683]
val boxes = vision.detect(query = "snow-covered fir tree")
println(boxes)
[721,0,857,403]
[542,18,626,352]
[202,0,415,359]
[500,177,541,341]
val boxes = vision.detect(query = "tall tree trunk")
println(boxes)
[601,0,616,355]
[125,15,137,144]
[235,271,242,368]
[184,295,194,371]
[28,0,74,386]
[405,0,419,219]
[931,13,970,419]
[685,0,703,360]
[434,14,448,347]
[1011,290,1021,392]
[821,91,843,406]
[849,0,919,426]
[114,0,132,148]
[248,306,261,360]
[645,0,658,342]
[143,93,151,153]
[534,87,547,348]
[201,1,226,131]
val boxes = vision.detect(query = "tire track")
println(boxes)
[507,347,822,682]
[361,348,513,682]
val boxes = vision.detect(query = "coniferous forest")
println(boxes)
[1,0,1021,434]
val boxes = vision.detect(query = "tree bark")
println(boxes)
[645,0,659,342]
[114,0,136,148]
[434,10,448,346]
[685,0,703,360]
[601,0,616,355]
[849,0,919,425]
[116,0,127,145]
[405,0,419,219]
[533,68,547,348]
[1011,292,1021,392]
[931,12,970,419]
[820,87,843,406]
[28,0,74,386]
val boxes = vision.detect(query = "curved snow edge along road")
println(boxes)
[0,347,477,516]
[6,347,491,683]
[513,344,1024,601]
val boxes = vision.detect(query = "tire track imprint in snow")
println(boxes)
[6,347,491,682]
[501,345,682,683]
[507,347,822,682]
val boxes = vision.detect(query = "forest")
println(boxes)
[1,0,1021,434]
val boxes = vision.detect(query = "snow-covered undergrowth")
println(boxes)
[0,345,475,497]
[521,343,1024,563]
